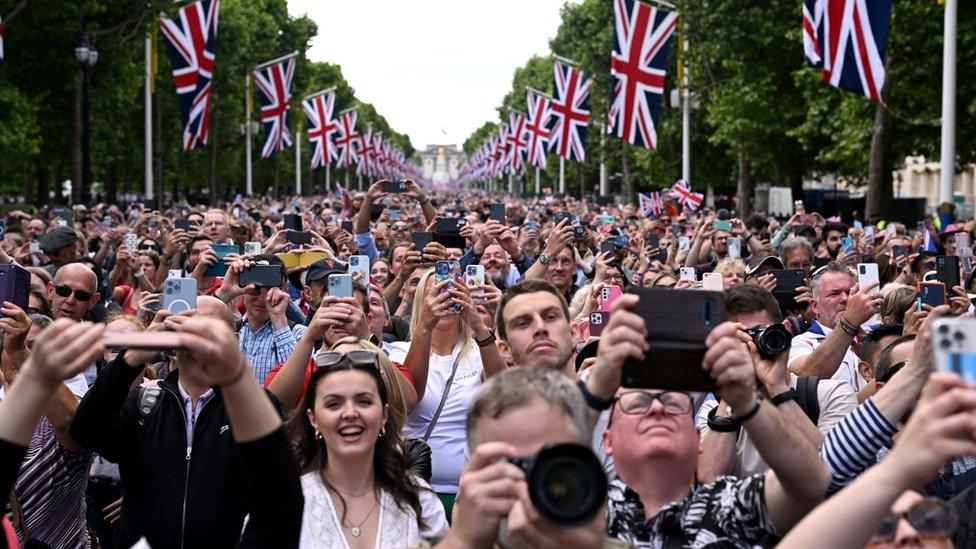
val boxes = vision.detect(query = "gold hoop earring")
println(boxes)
[380,426,386,437]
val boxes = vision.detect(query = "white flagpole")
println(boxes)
[508,173,513,194]
[325,163,331,194]
[681,29,691,183]
[245,73,253,196]
[295,119,302,196]
[599,121,608,196]
[939,0,957,204]
[144,33,154,202]
[535,167,540,195]
[559,156,565,195]
[358,172,363,191]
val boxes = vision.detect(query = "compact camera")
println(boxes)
[744,324,791,359]
[507,443,607,526]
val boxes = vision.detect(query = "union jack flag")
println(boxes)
[357,124,376,177]
[608,0,677,151]
[374,133,388,178]
[159,0,220,151]
[669,180,703,210]
[1,13,5,61]
[525,90,552,170]
[505,111,529,173]
[334,108,361,168]
[804,0,892,101]
[638,192,665,217]
[302,88,339,169]
[253,55,296,158]
[492,125,510,178]
[548,59,592,162]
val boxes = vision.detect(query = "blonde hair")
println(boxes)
[408,268,473,360]
[328,336,407,429]
[715,258,746,276]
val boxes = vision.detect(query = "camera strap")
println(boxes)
[422,350,464,442]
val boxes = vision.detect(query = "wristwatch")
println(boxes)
[538,253,551,265]
[475,328,497,348]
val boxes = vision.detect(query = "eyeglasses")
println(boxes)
[877,360,909,383]
[391,224,409,231]
[615,390,693,416]
[313,349,380,370]
[870,498,957,543]
[53,284,94,302]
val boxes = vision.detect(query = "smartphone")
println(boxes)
[600,240,616,255]
[678,236,691,251]
[842,236,854,253]
[648,234,661,249]
[261,225,274,238]
[0,264,31,312]
[388,209,403,220]
[341,220,354,233]
[702,272,724,291]
[466,264,485,302]
[526,219,539,232]
[931,317,976,383]
[599,284,622,311]
[175,218,191,231]
[382,180,408,193]
[727,237,741,260]
[103,332,185,350]
[712,220,732,233]
[865,226,876,238]
[168,269,182,279]
[671,224,681,237]
[937,255,961,290]
[957,233,972,250]
[679,267,696,282]
[918,281,947,308]
[959,247,974,279]
[434,219,466,249]
[857,263,880,290]
[206,244,240,277]
[554,212,572,225]
[162,277,198,313]
[436,218,461,234]
[29,241,40,254]
[238,264,284,288]
[589,310,611,338]
[348,255,370,283]
[490,203,506,223]
[621,287,724,392]
[412,232,433,252]
[435,260,463,313]
[771,269,807,312]
[892,245,908,262]
[243,241,262,255]
[917,221,927,234]
[124,233,138,253]
[327,274,353,298]
[286,231,312,246]
[853,220,863,230]
[283,214,302,231]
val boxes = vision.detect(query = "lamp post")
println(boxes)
[74,32,98,204]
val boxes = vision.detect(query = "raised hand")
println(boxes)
[23,319,105,386]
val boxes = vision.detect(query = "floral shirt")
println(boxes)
[606,475,780,548]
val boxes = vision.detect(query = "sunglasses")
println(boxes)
[53,284,94,302]
[313,349,379,370]
[870,498,957,543]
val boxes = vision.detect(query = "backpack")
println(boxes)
[794,375,821,425]
[136,386,163,427]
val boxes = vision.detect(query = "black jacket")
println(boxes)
[69,356,287,549]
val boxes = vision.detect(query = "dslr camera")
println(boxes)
[506,443,607,526]
[744,324,791,359]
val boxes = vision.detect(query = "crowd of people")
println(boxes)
[0,178,975,548]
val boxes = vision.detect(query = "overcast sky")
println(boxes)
[287,0,570,151]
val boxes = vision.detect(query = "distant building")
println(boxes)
[418,144,463,184]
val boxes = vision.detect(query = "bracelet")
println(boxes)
[770,389,798,406]
[731,399,762,423]
[707,405,741,433]
[475,328,496,348]
[577,380,615,411]
[837,317,860,338]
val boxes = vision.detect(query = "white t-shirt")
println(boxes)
[0,372,87,400]
[389,340,484,494]
[789,321,864,390]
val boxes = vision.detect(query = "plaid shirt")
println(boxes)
[239,318,306,385]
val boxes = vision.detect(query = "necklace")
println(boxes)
[344,495,379,538]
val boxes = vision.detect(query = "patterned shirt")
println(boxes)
[239,318,306,385]
[606,475,780,548]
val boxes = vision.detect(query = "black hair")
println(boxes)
[859,323,905,362]
[875,334,916,383]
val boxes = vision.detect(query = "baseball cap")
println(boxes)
[39,225,78,254]
[305,258,345,284]
[941,223,967,237]
[745,255,785,276]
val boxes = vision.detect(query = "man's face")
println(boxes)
[185,239,213,272]
[372,224,390,250]
[603,390,699,481]
[388,223,411,247]
[943,233,959,257]
[304,279,327,310]
[867,490,953,549]
[243,287,272,325]
[400,273,422,305]
[480,244,509,279]
[784,247,814,277]
[26,219,44,240]
[727,308,774,331]
[861,334,902,382]
[812,271,855,328]
[825,230,845,255]
[203,212,230,242]
[446,247,463,261]
[498,291,576,371]
[712,231,731,255]
[546,247,575,292]
[368,289,387,339]
[474,397,582,460]
[49,270,99,321]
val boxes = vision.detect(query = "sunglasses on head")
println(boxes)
[54,284,93,302]
[870,498,956,543]
[313,349,379,370]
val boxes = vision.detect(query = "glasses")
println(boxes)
[313,350,380,370]
[53,284,94,302]
[870,498,957,543]
[391,224,409,232]
[615,390,693,416]
[877,360,908,383]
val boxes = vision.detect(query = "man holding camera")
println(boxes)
[524,219,578,302]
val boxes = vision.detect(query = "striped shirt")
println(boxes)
[239,319,306,385]
[819,398,896,495]
[12,417,92,548]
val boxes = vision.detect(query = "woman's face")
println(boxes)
[651,275,677,288]
[104,318,140,362]
[721,268,744,287]
[306,365,388,462]
[371,261,390,288]
[139,255,157,282]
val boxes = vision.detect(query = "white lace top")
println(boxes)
[298,472,449,548]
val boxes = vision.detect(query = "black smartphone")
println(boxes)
[771,269,807,312]
[412,232,433,251]
[436,218,461,234]
[936,255,961,290]
[382,180,407,193]
[283,214,302,232]
[892,245,908,261]
[600,241,616,255]
[648,234,661,249]
[622,287,724,392]
[0,264,31,312]
[341,220,354,233]
[261,225,274,238]
[175,218,190,231]
[671,224,681,237]
[490,203,506,223]
[238,264,285,288]
[286,231,312,245]
[554,212,571,225]
[919,282,947,308]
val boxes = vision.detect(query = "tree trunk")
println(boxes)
[208,108,219,201]
[866,58,895,222]
[35,162,49,208]
[105,162,118,204]
[737,145,753,217]
[154,87,165,208]
[621,145,634,205]
[70,72,83,205]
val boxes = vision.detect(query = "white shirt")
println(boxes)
[298,472,448,548]
[789,320,864,390]
[1,372,89,401]
[388,340,484,493]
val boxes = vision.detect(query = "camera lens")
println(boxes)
[525,443,607,526]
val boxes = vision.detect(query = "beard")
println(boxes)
[489,272,507,291]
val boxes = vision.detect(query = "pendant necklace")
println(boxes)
[346,496,379,537]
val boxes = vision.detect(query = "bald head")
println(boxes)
[49,263,100,321]
[54,263,98,293]
[195,295,235,329]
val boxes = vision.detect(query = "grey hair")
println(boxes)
[778,237,815,265]
[466,367,591,450]
[811,261,855,297]
[29,313,53,330]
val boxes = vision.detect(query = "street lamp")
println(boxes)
[75,32,97,204]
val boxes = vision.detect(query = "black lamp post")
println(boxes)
[74,32,97,204]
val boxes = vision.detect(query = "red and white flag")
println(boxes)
[253,54,296,158]
[334,108,361,168]
[525,90,552,170]
[669,180,703,210]
[505,110,528,173]
[302,88,339,169]
[639,192,665,217]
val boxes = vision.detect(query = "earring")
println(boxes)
[314,430,322,440]
[380,426,386,437]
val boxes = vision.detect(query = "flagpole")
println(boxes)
[325,163,331,194]
[295,118,302,196]
[144,33,154,202]
[253,50,298,71]
[558,156,565,195]
[599,121,608,196]
[245,73,253,196]
[939,0,957,204]
[535,167,540,195]
[508,173,513,194]
[680,26,691,184]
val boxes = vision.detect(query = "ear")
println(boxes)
[90,293,102,309]
[602,427,614,458]
[305,407,317,432]
[496,338,514,365]
[857,360,873,383]
[570,319,581,343]
[47,280,54,295]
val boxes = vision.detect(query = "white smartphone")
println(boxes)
[958,233,972,249]
[679,267,696,282]
[124,233,138,253]
[243,241,262,255]
[856,263,880,290]
[931,317,976,383]
[678,236,691,251]
[727,236,741,260]
[702,272,724,291]
[29,241,40,254]
[347,255,370,284]
[162,277,198,314]
[466,264,486,302]
[959,247,974,279]
[168,269,182,279]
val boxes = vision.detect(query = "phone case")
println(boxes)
[703,273,723,291]
[727,237,741,259]
[435,261,462,313]
[238,265,284,288]
[679,267,696,281]
[162,278,198,313]
[589,310,611,337]
[931,317,976,383]
[622,288,724,392]
[599,285,622,311]
[937,256,961,290]
[328,274,353,298]
[465,265,485,287]
[918,282,947,308]
[348,255,370,283]
[124,234,138,252]
[0,264,30,311]
[206,244,240,277]
[857,263,880,290]
[490,204,505,223]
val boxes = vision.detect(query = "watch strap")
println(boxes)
[770,389,798,406]
[578,380,615,411]
[707,405,741,433]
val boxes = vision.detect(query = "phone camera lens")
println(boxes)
[955,331,965,341]
[941,339,952,349]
